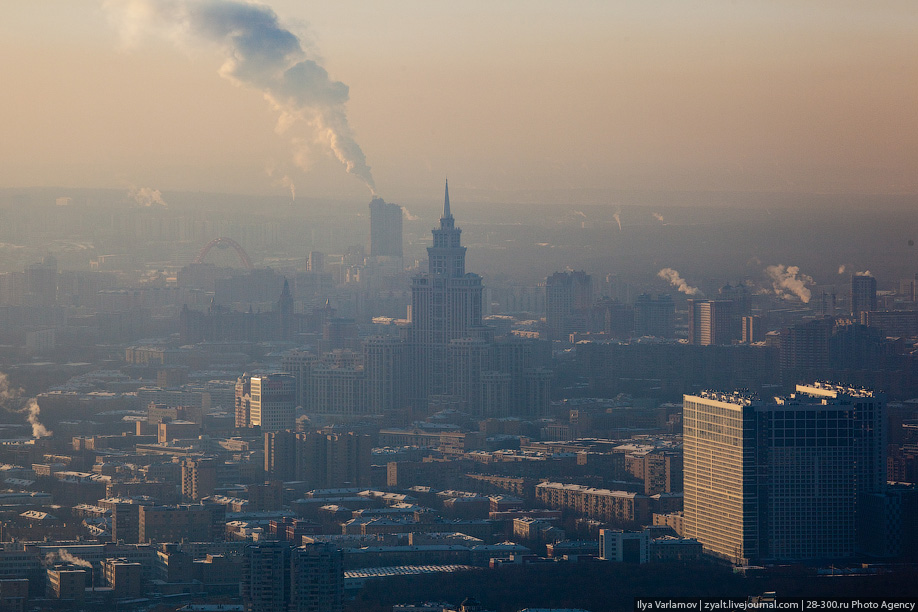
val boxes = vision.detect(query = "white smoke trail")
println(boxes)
[612,211,622,232]
[838,265,846,275]
[855,270,872,277]
[658,268,702,296]
[25,399,52,439]
[652,212,664,223]
[47,550,93,568]
[0,372,53,438]
[105,0,375,192]
[129,185,167,207]
[281,175,296,202]
[765,264,813,303]
[401,207,419,222]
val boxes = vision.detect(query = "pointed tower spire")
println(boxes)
[443,178,451,219]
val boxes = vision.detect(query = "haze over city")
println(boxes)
[2,1,917,201]
[1,2,918,611]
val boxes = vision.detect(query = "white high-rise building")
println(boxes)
[683,383,885,564]
[249,374,296,432]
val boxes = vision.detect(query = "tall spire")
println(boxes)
[443,178,451,219]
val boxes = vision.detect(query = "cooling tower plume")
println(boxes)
[658,268,703,296]
[765,264,813,303]
[106,0,375,192]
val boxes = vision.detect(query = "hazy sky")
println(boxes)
[2,1,917,203]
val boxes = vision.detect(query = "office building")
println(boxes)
[687,299,735,345]
[633,294,675,338]
[851,274,877,317]
[182,457,217,501]
[290,543,344,612]
[682,383,886,564]
[742,315,765,343]
[369,197,403,258]
[248,374,296,432]
[242,542,343,612]
[402,181,485,404]
[46,566,86,601]
[242,542,291,612]
[545,270,593,341]
[265,430,298,482]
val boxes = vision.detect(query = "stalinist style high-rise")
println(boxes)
[403,180,486,405]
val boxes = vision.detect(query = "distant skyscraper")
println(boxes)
[403,180,484,403]
[545,270,593,341]
[851,273,878,317]
[687,299,735,345]
[683,383,886,564]
[246,374,296,432]
[369,197,403,258]
[633,294,675,338]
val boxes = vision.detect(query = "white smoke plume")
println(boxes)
[765,264,813,303]
[855,270,872,277]
[658,268,703,296]
[106,0,375,192]
[401,207,419,222]
[0,372,18,404]
[25,399,52,439]
[281,175,296,201]
[838,265,846,275]
[129,186,167,207]
[612,211,622,232]
[0,372,53,438]
[46,550,93,568]
[652,212,664,223]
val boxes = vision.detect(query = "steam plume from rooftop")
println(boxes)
[765,264,813,303]
[658,267,702,296]
[106,0,375,192]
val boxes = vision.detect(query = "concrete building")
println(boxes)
[101,557,142,598]
[851,273,878,317]
[633,294,675,338]
[249,374,296,432]
[182,457,217,501]
[683,384,886,564]
[46,566,87,601]
[403,181,485,405]
[369,197,403,259]
[688,299,735,345]
[290,543,344,612]
[545,270,593,341]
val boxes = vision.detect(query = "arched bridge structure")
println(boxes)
[193,237,254,269]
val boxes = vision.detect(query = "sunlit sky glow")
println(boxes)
[2,1,917,203]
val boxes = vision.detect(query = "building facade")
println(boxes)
[683,384,886,564]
